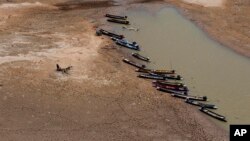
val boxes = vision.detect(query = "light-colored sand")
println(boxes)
[182,0,225,7]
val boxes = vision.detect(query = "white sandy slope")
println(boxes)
[182,0,225,7]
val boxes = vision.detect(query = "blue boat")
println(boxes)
[111,37,140,50]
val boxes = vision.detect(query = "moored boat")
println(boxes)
[111,37,139,48]
[153,80,186,88]
[98,29,124,39]
[107,18,130,25]
[150,73,183,80]
[122,58,145,69]
[154,83,188,92]
[156,87,188,95]
[138,73,165,80]
[116,39,140,50]
[199,107,227,122]
[136,68,175,74]
[171,94,207,101]
[132,53,150,62]
[185,99,217,109]
[105,14,127,20]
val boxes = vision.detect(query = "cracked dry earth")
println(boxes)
[0,0,227,140]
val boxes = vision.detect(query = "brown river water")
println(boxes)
[111,7,250,129]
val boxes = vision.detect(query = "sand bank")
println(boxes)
[182,0,225,7]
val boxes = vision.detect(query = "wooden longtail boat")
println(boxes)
[98,29,124,39]
[156,87,188,95]
[136,68,175,74]
[107,18,130,25]
[199,107,227,122]
[105,14,127,20]
[171,94,207,101]
[150,73,183,80]
[154,83,189,92]
[185,99,217,109]
[132,53,150,62]
[138,74,165,80]
[153,80,186,88]
[122,58,145,69]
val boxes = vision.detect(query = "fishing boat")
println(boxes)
[116,39,140,50]
[98,29,124,39]
[105,14,127,20]
[156,87,188,95]
[185,99,217,109]
[107,18,130,25]
[136,68,175,74]
[111,37,139,48]
[138,73,165,80]
[199,107,227,122]
[150,73,183,80]
[153,80,186,88]
[154,83,189,92]
[132,53,150,62]
[171,94,207,101]
[122,58,145,69]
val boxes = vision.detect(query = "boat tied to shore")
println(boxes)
[97,29,124,39]
[153,80,186,88]
[138,73,166,80]
[149,73,183,80]
[132,53,150,62]
[156,86,188,95]
[185,99,217,109]
[105,14,127,20]
[171,93,207,101]
[111,37,139,50]
[123,58,146,69]
[199,107,227,122]
[136,68,175,74]
[107,18,130,25]
[154,83,189,92]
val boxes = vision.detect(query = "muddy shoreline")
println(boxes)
[0,0,236,140]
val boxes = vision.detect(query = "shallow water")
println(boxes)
[112,7,250,129]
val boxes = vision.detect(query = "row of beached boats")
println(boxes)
[96,14,227,122]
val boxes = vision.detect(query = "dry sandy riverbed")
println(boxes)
[182,0,225,7]
[0,0,231,140]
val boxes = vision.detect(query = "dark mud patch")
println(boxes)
[54,0,116,11]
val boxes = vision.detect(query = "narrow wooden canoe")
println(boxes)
[153,80,186,88]
[123,58,145,69]
[138,74,165,80]
[150,73,183,80]
[156,87,188,95]
[199,107,227,122]
[185,99,217,109]
[154,83,189,92]
[107,18,130,25]
[136,68,175,74]
[105,14,127,20]
[171,94,207,101]
[132,53,150,62]
[98,29,124,39]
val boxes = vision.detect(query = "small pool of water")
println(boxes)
[111,7,250,129]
